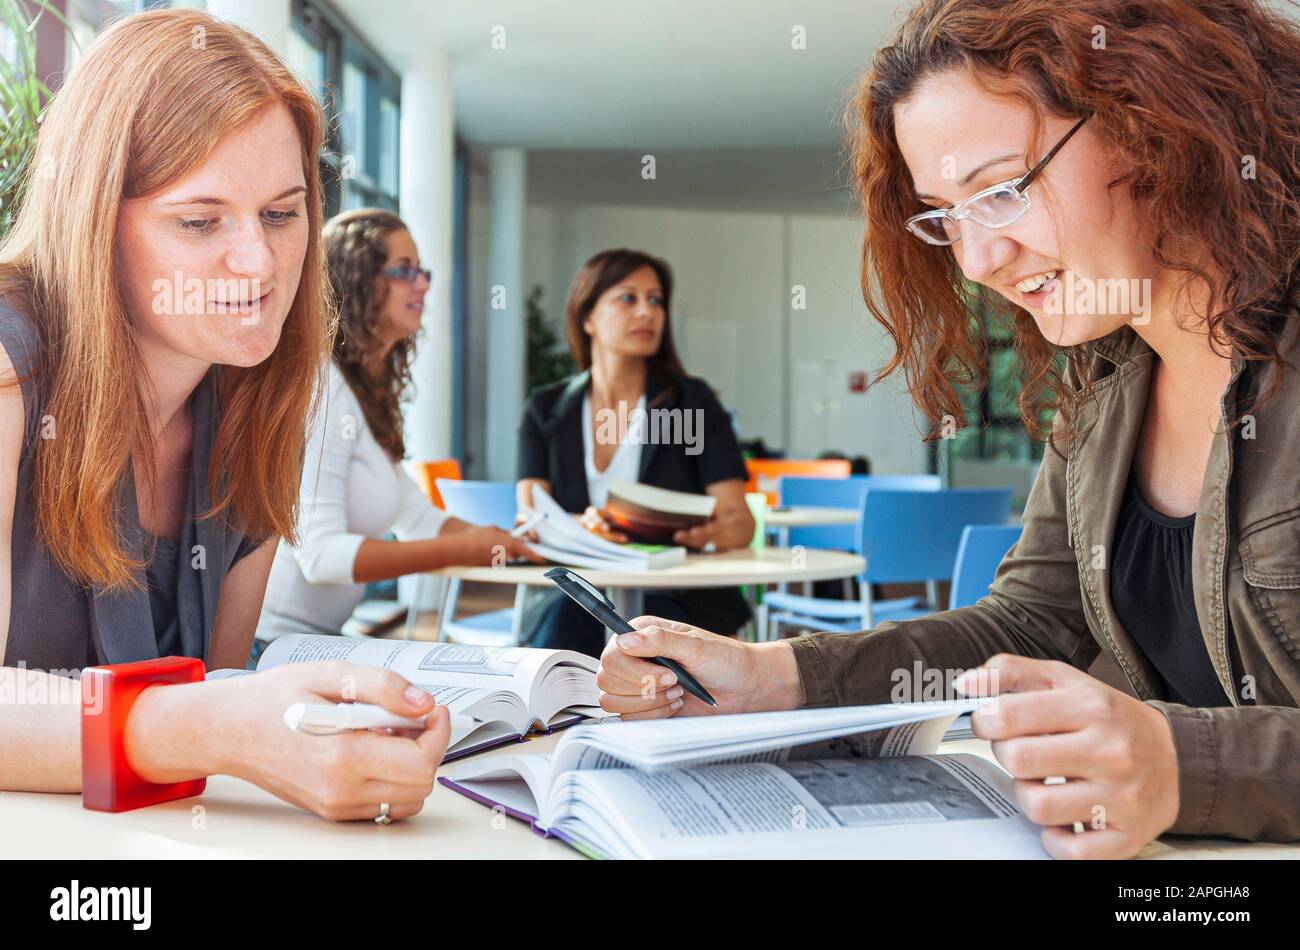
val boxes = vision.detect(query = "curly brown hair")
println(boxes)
[322,208,417,460]
[848,0,1300,445]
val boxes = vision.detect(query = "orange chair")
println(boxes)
[410,458,463,509]
[402,458,463,638]
[745,458,851,506]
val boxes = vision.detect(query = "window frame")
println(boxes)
[291,0,400,218]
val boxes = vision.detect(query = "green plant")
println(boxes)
[0,0,73,239]
[525,284,575,391]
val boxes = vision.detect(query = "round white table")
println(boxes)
[433,546,865,642]
[763,506,858,548]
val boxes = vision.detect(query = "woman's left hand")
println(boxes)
[672,518,727,550]
[954,653,1181,859]
[673,505,753,551]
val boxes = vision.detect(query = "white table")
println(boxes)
[764,506,858,548]
[433,546,866,641]
[5,729,1290,859]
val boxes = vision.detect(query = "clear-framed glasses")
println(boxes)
[380,264,432,283]
[905,115,1088,246]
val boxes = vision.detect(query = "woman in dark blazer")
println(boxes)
[516,248,755,656]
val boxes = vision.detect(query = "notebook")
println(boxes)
[213,633,602,762]
[528,483,686,570]
[441,700,1048,859]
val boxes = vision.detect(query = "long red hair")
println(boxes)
[0,9,333,590]
[848,0,1300,443]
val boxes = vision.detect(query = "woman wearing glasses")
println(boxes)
[255,209,539,652]
[595,0,1300,856]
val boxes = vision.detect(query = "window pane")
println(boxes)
[378,94,398,194]
[988,347,1020,419]
[285,25,326,105]
[342,59,365,182]
[0,21,16,66]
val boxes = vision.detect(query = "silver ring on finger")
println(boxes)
[375,802,392,825]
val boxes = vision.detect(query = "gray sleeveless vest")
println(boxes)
[1,299,255,672]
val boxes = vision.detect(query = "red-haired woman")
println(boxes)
[594,0,1300,856]
[0,10,448,821]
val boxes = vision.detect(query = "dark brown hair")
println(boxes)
[848,0,1300,444]
[322,208,415,460]
[564,248,687,386]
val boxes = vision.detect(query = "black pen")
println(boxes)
[544,567,718,707]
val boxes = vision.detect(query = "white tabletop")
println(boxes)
[5,728,1290,859]
[764,506,858,528]
[436,546,864,589]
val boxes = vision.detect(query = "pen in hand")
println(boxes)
[511,511,546,538]
[283,701,476,737]
[543,567,718,707]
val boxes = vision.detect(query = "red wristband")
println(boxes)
[80,657,207,813]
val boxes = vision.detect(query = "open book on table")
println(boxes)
[527,483,687,570]
[211,634,601,762]
[441,699,1048,859]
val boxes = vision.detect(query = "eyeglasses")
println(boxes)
[380,264,432,283]
[905,115,1088,246]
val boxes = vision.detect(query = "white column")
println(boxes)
[485,147,527,482]
[396,52,455,614]
[399,51,455,462]
[205,0,290,57]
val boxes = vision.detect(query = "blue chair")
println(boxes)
[775,475,941,605]
[412,479,525,646]
[766,487,1013,636]
[778,474,941,551]
[948,524,1024,609]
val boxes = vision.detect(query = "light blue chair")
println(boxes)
[416,479,525,646]
[778,474,941,552]
[766,487,1014,637]
[776,475,941,602]
[948,524,1024,609]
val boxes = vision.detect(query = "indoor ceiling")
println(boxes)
[333,0,909,150]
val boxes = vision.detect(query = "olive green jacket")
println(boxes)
[789,289,1300,843]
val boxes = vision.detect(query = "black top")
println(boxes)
[518,369,748,510]
[146,536,183,659]
[517,369,750,635]
[1110,474,1232,707]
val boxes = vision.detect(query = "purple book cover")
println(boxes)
[437,776,599,857]
[441,713,589,764]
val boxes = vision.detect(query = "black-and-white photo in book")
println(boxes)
[441,700,1049,859]
[211,634,602,761]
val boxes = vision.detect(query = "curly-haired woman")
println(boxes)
[593,0,1300,857]
[255,209,538,650]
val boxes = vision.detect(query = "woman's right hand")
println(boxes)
[449,524,544,565]
[513,508,541,542]
[186,662,451,821]
[596,617,803,719]
[579,505,629,543]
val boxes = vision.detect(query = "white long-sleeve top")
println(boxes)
[255,362,450,641]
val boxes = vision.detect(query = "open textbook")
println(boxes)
[528,484,687,570]
[211,634,601,761]
[441,700,1048,859]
